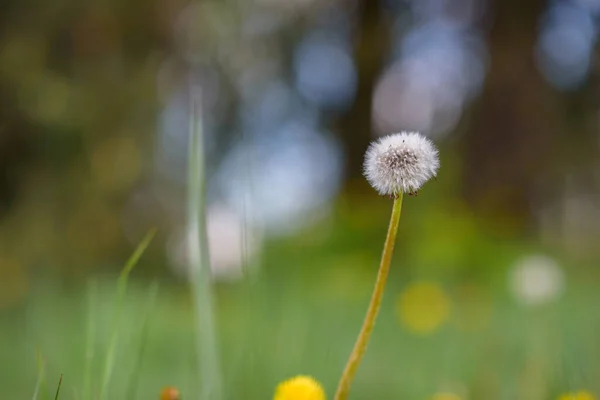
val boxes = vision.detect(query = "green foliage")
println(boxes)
[2,205,599,399]
[98,228,156,400]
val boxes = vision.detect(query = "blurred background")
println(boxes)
[1,0,600,398]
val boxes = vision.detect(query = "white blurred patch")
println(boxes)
[217,118,343,236]
[167,205,262,282]
[509,254,565,306]
[374,22,487,138]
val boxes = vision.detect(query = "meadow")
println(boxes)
[3,194,599,400]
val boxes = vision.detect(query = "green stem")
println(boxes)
[188,85,223,400]
[82,281,97,400]
[98,228,156,400]
[54,374,63,400]
[334,194,404,400]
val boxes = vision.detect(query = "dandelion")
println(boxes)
[397,281,451,335]
[334,132,439,400]
[364,131,439,196]
[557,391,596,400]
[274,376,326,400]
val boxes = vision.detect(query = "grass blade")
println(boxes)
[82,280,97,400]
[125,280,160,400]
[98,228,157,400]
[187,84,223,399]
[32,349,45,400]
[53,374,63,400]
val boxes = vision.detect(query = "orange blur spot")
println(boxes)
[160,386,180,400]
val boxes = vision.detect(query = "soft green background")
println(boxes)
[3,194,599,399]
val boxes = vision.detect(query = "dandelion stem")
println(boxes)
[334,194,403,400]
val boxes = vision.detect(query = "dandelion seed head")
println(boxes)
[274,375,326,400]
[364,131,439,196]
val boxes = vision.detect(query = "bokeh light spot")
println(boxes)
[396,281,451,335]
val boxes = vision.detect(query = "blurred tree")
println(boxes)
[461,0,562,233]
[0,0,166,275]
[0,92,35,218]
[336,0,390,187]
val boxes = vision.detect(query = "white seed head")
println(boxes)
[363,132,440,196]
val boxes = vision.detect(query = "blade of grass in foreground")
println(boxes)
[98,228,157,400]
[82,280,98,400]
[187,84,223,399]
[31,349,46,400]
[54,374,63,400]
[125,280,160,400]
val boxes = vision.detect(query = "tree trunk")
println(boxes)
[462,0,560,233]
[337,0,390,191]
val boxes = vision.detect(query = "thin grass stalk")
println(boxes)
[98,228,157,400]
[32,349,45,400]
[53,374,63,400]
[187,83,223,400]
[125,280,160,400]
[82,280,97,400]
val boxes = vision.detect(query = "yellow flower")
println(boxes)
[274,375,326,400]
[558,391,596,400]
[431,393,462,400]
[396,281,451,334]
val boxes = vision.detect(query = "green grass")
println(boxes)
[2,200,600,399]
[6,265,600,399]
[53,374,62,400]
[187,87,223,400]
[97,228,157,400]
[125,280,159,399]
[31,349,45,400]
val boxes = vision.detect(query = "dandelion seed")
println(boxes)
[274,376,326,400]
[364,131,439,196]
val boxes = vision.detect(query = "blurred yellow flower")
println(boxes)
[396,281,451,334]
[431,393,462,400]
[558,391,596,400]
[274,375,326,400]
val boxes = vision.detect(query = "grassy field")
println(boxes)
[2,197,600,400]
